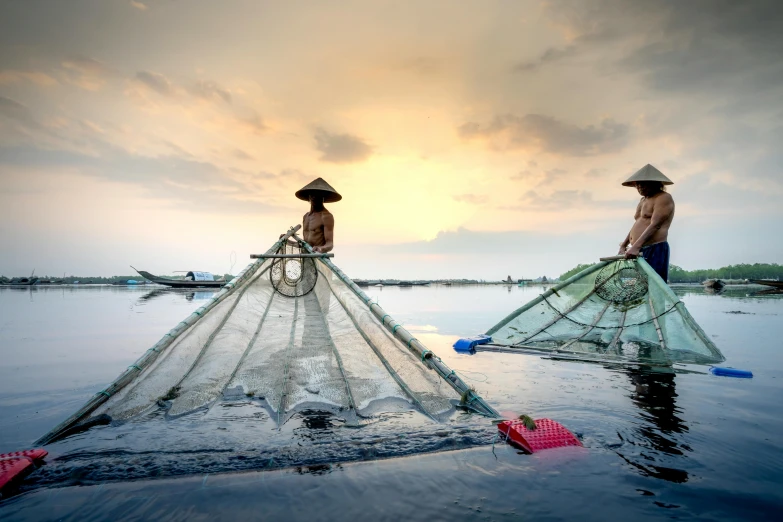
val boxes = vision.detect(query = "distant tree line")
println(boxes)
[559,262,783,283]
[668,263,783,283]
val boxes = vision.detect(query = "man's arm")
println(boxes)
[618,199,643,254]
[625,194,674,258]
[313,213,334,253]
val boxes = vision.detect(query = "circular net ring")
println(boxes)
[594,259,649,307]
[270,255,317,297]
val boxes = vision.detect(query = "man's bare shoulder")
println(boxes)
[653,192,674,204]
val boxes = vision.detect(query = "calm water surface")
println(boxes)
[0,284,781,520]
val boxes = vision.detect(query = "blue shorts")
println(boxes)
[641,241,670,282]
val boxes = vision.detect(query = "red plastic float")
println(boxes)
[497,418,582,453]
[0,449,48,492]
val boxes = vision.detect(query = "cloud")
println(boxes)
[584,168,607,178]
[459,114,630,156]
[314,127,373,163]
[232,148,254,160]
[519,189,594,210]
[393,57,443,76]
[0,96,33,122]
[237,111,268,134]
[511,167,568,186]
[135,70,175,97]
[0,70,58,86]
[541,0,783,106]
[0,142,286,215]
[188,80,232,104]
[130,1,148,10]
[61,56,116,90]
[513,45,577,72]
[452,194,488,205]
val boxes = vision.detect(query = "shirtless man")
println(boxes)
[294,177,341,253]
[618,164,675,281]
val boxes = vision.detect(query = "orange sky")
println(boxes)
[1,1,781,279]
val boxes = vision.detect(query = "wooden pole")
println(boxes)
[35,225,302,446]
[250,253,334,259]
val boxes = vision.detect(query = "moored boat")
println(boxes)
[750,279,783,289]
[131,267,229,288]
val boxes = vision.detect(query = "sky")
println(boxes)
[1,0,781,280]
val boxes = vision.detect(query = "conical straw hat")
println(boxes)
[295,177,342,203]
[622,164,673,186]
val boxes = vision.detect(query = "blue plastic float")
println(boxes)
[453,335,492,353]
[710,367,753,378]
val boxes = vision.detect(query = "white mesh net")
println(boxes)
[94,244,457,423]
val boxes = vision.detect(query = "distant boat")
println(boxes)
[750,279,783,289]
[132,267,229,288]
[702,279,725,290]
[2,277,39,287]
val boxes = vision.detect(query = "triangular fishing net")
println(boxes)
[36,227,496,451]
[486,259,724,365]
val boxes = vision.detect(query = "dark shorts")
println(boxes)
[641,241,670,282]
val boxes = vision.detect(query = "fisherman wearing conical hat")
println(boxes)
[295,177,341,253]
[618,164,675,281]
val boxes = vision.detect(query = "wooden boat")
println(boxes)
[1,277,39,287]
[750,279,783,289]
[132,267,228,288]
[702,279,725,290]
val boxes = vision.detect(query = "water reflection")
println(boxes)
[615,366,690,483]
[138,288,218,303]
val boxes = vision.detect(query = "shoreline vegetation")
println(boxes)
[2,263,781,287]
[559,262,783,283]
[0,274,235,285]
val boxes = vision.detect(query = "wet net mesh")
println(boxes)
[486,259,724,365]
[91,241,456,424]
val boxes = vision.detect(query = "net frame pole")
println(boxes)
[35,225,302,446]
[558,301,611,350]
[636,259,724,362]
[486,261,610,336]
[607,309,627,353]
[294,233,499,418]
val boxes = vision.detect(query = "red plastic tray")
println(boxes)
[0,457,33,491]
[0,449,48,492]
[498,418,582,453]
[0,449,48,461]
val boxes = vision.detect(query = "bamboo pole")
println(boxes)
[558,301,611,350]
[486,261,610,336]
[635,259,724,363]
[294,233,499,418]
[250,253,334,259]
[35,225,302,446]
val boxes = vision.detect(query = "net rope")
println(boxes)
[536,293,679,331]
